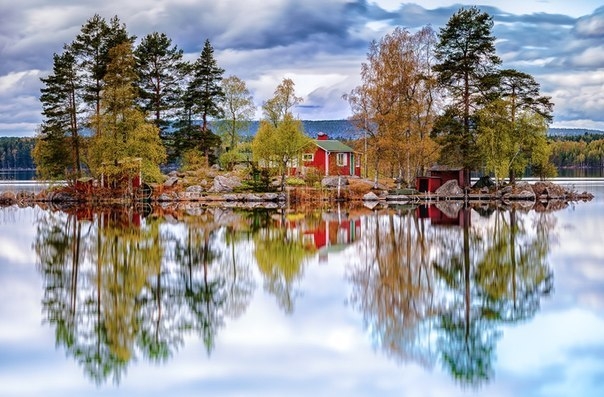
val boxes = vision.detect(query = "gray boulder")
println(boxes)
[322,176,348,188]
[0,191,16,205]
[436,201,463,218]
[223,194,240,201]
[164,176,179,187]
[363,192,380,201]
[209,175,242,193]
[185,185,203,193]
[435,180,463,196]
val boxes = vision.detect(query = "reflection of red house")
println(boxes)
[416,204,470,227]
[299,133,361,177]
[303,212,361,261]
[277,211,362,261]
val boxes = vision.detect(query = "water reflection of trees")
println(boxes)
[254,211,316,314]
[34,206,257,385]
[33,201,560,387]
[348,204,557,387]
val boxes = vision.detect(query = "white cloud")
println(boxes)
[571,45,604,66]
[3,1,604,136]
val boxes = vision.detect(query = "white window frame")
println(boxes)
[336,152,347,166]
[302,153,314,162]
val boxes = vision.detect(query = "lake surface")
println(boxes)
[0,179,603,397]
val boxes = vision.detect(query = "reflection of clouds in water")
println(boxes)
[498,309,604,397]
[0,207,43,344]
[0,207,37,265]
[1,196,603,396]
[550,199,604,313]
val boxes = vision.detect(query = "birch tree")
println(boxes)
[346,27,440,185]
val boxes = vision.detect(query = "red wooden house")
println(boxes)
[298,132,361,177]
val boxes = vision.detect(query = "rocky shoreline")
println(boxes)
[0,178,593,209]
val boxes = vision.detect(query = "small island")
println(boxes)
[0,9,593,214]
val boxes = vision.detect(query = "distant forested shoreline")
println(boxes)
[3,123,604,171]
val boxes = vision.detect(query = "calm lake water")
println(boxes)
[1,179,603,397]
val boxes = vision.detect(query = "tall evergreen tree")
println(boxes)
[190,39,225,131]
[35,48,82,178]
[176,39,225,162]
[135,32,184,136]
[71,14,134,124]
[496,69,553,124]
[433,7,501,183]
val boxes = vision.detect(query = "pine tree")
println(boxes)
[135,32,184,136]
[175,39,225,163]
[494,69,554,182]
[71,14,134,123]
[35,49,82,178]
[433,7,501,183]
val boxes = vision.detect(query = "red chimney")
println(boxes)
[317,132,328,140]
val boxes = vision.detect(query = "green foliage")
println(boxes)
[0,137,36,170]
[252,115,311,190]
[550,138,604,168]
[253,79,311,190]
[37,49,82,177]
[262,78,302,127]
[170,39,225,163]
[217,75,256,151]
[286,177,306,186]
[476,99,554,183]
[218,147,245,171]
[254,228,312,313]
[87,43,166,182]
[181,149,207,171]
[434,6,501,174]
[135,32,184,135]
[71,14,134,120]
[32,133,72,179]
[496,69,553,123]
[476,100,515,183]
[241,165,274,192]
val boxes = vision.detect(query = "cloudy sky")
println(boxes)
[1,0,604,137]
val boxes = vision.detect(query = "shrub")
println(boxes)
[181,149,207,171]
[287,177,306,186]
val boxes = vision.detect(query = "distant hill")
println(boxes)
[243,121,604,139]
[240,120,362,140]
[547,127,604,137]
